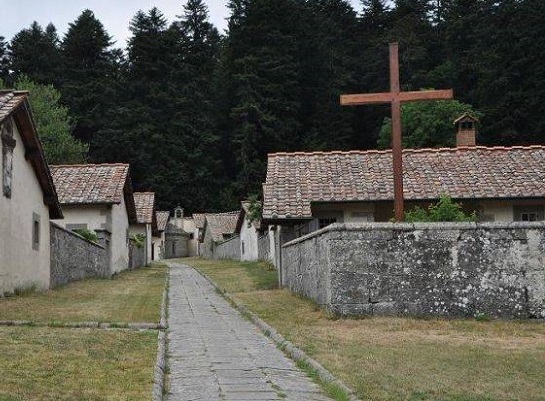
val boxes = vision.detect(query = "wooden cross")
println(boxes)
[340,42,453,221]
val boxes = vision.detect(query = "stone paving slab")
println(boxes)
[166,263,334,401]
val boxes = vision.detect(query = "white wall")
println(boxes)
[152,232,165,261]
[240,217,259,261]
[183,218,198,257]
[129,223,150,266]
[53,206,108,231]
[111,199,130,273]
[0,117,51,294]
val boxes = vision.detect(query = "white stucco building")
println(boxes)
[50,164,137,274]
[130,192,157,266]
[0,90,63,296]
[153,211,170,261]
[238,201,261,261]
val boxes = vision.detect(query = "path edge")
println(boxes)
[192,265,362,401]
[152,266,169,401]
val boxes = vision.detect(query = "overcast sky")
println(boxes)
[2,0,364,47]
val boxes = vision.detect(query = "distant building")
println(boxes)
[154,211,170,261]
[50,163,137,274]
[130,192,157,266]
[0,90,63,296]
[164,206,190,258]
[202,211,241,260]
[192,213,206,256]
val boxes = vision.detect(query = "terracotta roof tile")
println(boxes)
[262,146,545,219]
[133,192,155,224]
[50,164,130,205]
[206,211,241,242]
[0,91,27,123]
[156,211,170,232]
[193,213,206,229]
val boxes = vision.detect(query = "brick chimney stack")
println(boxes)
[454,113,478,147]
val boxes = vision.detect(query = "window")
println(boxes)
[32,213,40,251]
[521,212,539,222]
[175,208,182,218]
[241,241,245,254]
[319,218,337,229]
[189,233,194,240]
[461,121,473,130]
[172,242,176,254]
[514,205,544,222]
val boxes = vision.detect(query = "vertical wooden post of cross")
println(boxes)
[340,43,453,221]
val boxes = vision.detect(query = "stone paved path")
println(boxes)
[166,263,334,401]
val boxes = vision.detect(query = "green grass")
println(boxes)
[0,326,157,401]
[0,264,167,324]
[185,258,545,401]
[181,257,278,293]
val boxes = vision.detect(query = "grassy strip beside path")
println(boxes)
[185,257,545,401]
[0,326,157,401]
[0,264,167,324]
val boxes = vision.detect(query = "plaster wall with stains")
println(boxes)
[0,117,51,295]
[282,222,545,319]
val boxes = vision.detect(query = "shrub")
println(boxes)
[130,233,146,249]
[73,228,99,243]
[405,194,476,222]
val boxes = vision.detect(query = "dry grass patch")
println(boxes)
[186,258,545,401]
[0,326,157,401]
[0,264,167,324]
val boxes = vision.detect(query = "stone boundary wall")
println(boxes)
[213,235,241,260]
[282,222,545,319]
[258,231,271,263]
[50,222,109,288]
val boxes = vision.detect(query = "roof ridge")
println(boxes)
[268,145,545,158]
[50,163,130,168]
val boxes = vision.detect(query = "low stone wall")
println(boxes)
[258,232,271,262]
[213,235,241,260]
[282,222,545,319]
[50,222,109,288]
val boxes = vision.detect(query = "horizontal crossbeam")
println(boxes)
[340,89,453,106]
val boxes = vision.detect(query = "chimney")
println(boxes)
[454,113,478,147]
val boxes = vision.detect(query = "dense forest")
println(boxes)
[1,0,544,211]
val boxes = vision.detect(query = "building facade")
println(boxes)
[0,91,63,296]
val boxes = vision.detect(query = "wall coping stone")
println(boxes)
[215,234,240,246]
[50,221,106,250]
[283,221,545,248]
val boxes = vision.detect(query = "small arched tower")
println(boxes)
[454,113,478,147]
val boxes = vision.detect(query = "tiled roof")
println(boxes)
[133,192,155,224]
[51,164,130,205]
[263,146,545,219]
[205,211,241,242]
[0,90,62,219]
[193,213,206,229]
[156,211,170,232]
[0,91,27,122]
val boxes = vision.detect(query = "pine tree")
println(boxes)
[0,36,10,84]
[61,10,119,143]
[300,0,359,151]
[223,0,305,198]
[9,22,61,85]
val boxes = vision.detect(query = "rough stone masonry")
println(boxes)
[282,222,545,319]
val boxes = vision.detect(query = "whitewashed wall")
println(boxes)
[240,217,259,261]
[111,200,130,273]
[0,117,51,295]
